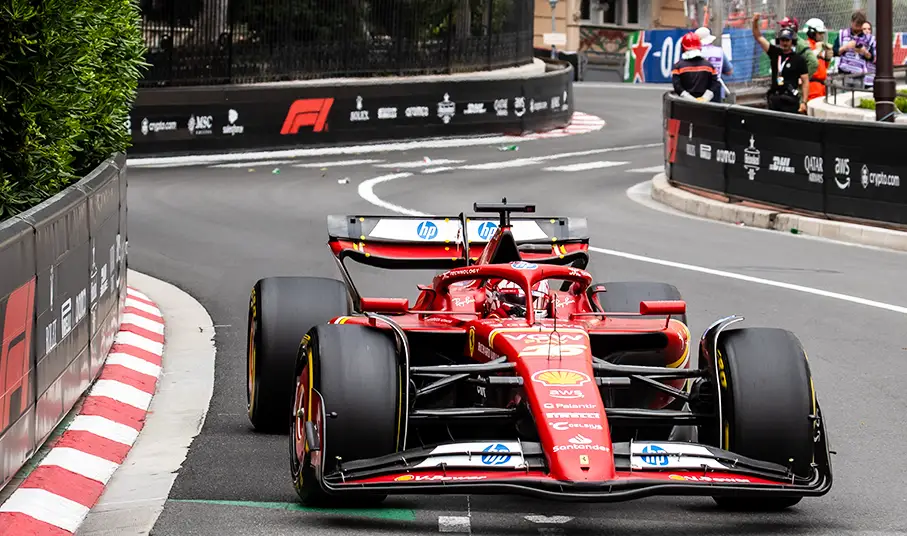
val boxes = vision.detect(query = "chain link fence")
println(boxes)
[138,0,534,87]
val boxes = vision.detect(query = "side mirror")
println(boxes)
[639,300,686,316]
[360,297,410,314]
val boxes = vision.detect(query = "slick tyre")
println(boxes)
[247,277,350,433]
[590,281,687,326]
[290,324,401,507]
[710,327,816,511]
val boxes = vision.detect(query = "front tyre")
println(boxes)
[709,327,817,511]
[290,324,401,506]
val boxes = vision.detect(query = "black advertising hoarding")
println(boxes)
[0,156,126,490]
[823,119,907,225]
[127,62,575,156]
[665,98,729,194]
[725,106,825,213]
[0,217,38,489]
[663,93,907,228]
[76,159,125,380]
[17,188,93,444]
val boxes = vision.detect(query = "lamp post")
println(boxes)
[549,0,558,59]
[874,0,895,121]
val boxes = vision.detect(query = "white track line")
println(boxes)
[375,159,465,169]
[210,160,298,168]
[293,159,385,168]
[588,246,907,315]
[358,173,422,216]
[128,123,604,169]
[355,170,907,316]
[543,161,628,172]
[439,515,471,533]
[627,165,665,173]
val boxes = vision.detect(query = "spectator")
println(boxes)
[833,10,876,89]
[671,33,718,102]
[695,26,734,102]
[752,13,809,114]
[862,21,876,87]
[804,18,832,99]
[779,17,819,81]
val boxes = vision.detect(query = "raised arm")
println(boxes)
[752,13,771,52]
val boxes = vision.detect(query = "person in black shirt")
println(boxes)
[671,33,718,102]
[752,13,809,114]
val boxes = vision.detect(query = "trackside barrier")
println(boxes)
[127,61,575,157]
[663,93,907,227]
[0,154,128,490]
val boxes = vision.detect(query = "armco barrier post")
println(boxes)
[724,105,825,214]
[0,218,38,491]
[822,118,907,225]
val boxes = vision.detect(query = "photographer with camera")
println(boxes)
[752,13,809,114]
[833,10,876,89]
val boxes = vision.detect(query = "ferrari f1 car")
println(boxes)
[245,200,833,510]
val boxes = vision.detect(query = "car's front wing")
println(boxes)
[314,435,833,502]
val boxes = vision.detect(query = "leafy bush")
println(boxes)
[857,92,907,113]
[0,0,146,219]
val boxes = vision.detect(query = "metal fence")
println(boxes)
[138,0,535,87]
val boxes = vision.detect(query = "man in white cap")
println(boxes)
[695,26,734,102]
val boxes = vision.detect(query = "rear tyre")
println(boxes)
[593,281,690,441]
[591,281,687,326]
[290,324,401,507]
[708,327,816,511]
[247,277,350,433]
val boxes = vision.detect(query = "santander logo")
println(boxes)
[569,434,592,445]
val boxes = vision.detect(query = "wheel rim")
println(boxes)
[247,318,256,418]
[292,348,314,488]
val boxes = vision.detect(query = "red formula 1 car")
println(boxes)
[245,200,833,510]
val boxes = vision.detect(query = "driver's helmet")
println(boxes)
[486,279,551,318]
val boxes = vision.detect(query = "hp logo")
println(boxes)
[476,221,498,240]
[640,445,669,466]
[416,221,438,240]
[481,443,512,465]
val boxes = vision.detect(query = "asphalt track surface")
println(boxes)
[126,84,907,536]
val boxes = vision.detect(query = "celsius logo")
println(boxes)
[416,221,438,240]
[476,221,498,240]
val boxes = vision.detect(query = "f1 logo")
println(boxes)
[281,98,334,135]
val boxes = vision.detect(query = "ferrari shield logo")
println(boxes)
[468,327,475,357]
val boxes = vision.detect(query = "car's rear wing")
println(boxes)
[327,214,590,270]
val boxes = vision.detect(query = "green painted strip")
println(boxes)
[169,499,416,521]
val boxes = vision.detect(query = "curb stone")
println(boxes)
[651,173,907,253]
[0,287,166,536]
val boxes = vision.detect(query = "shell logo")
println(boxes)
[395,475,415,481]
[531,369,591,386]
[669,474,685,481]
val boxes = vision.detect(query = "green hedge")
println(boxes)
[0,0,146,220]
[857,92,907,113]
